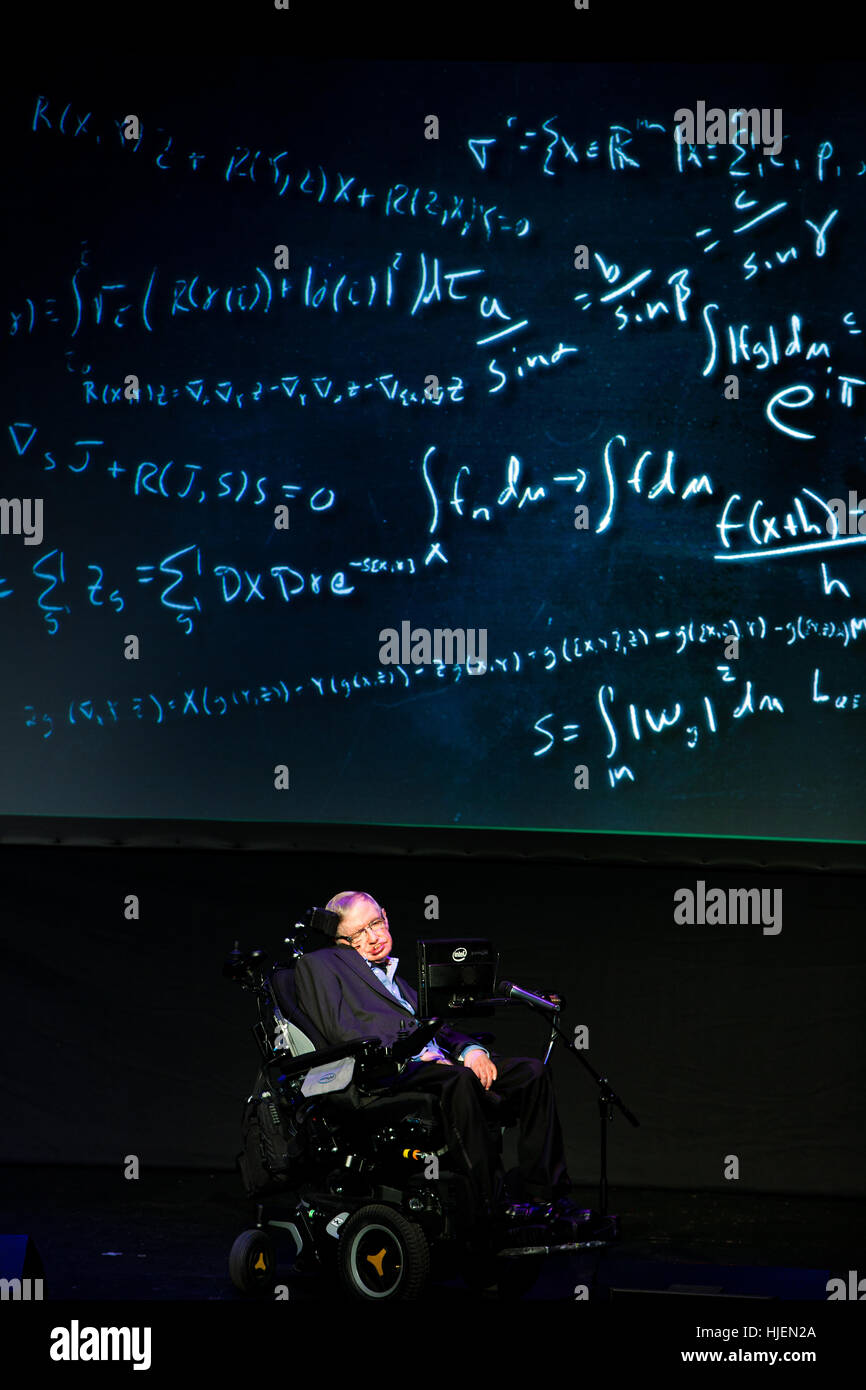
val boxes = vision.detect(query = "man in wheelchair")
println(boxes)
[227,889,594,1301]
[295,891,587,1234]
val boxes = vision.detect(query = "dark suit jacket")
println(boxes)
[294,944,486,1061]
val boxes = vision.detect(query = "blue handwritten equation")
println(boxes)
[2,57,864,838]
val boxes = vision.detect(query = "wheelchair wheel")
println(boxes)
[229,1229,278,1296]
[337,1204,429,1301]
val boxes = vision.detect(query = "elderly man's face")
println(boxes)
[334,896,392,963]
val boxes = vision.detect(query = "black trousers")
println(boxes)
[394,1055,571,1209]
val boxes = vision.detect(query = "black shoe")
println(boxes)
[499,1200,552,1224]
[548,1197,594,1241]
[552,1196,592,1222]
[496,1222,550,1254]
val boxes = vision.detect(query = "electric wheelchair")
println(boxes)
[224,922,604,1302]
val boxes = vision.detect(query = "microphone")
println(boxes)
[498,980,562,1013]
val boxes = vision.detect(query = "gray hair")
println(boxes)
[325,890,380,932]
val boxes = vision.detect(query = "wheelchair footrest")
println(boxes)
[498,1237,612,1257]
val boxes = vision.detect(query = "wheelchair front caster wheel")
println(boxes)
[338,1204,429,1301]
[229,1229,278,1296]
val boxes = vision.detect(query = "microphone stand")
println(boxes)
[470,993,639,1221]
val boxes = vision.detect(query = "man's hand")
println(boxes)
[418,1047,453,1065]
[463,1048,497,1090]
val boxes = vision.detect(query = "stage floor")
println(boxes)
[1,1166,861,1301]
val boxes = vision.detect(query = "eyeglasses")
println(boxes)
[336,914,388,947]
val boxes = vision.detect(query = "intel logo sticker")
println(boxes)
[451,946,468,962]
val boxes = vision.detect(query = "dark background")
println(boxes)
[1,841,862,1195]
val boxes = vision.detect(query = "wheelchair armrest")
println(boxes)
[264,1036,386,1083]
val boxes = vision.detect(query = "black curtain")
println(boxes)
[1,843,862,1194]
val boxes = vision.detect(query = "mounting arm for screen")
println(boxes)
[468,982,639,1218]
